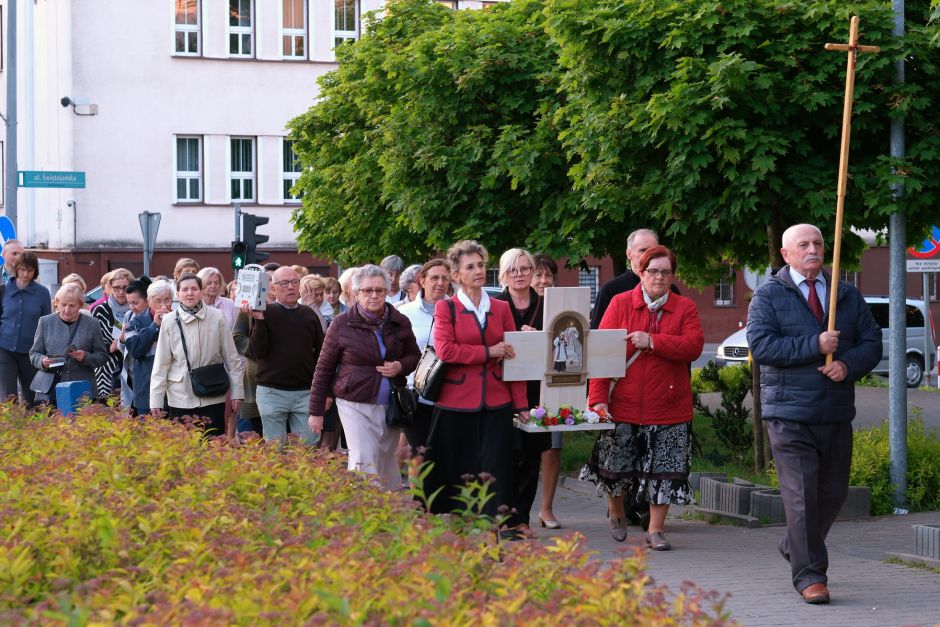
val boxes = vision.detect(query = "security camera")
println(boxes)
[66,200,76,208]
[61,97,72,107]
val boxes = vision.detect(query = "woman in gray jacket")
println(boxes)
[29,284,109,402]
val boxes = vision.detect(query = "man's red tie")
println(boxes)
[806,278,824,323]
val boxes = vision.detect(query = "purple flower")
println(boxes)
[565,417,575,425]
[532,407,546,419]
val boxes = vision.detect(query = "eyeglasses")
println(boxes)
[644,268,674,278]
[359,287,387,296]
[274,279,301,288]
[111,285,129,292]
[507,266,533,277]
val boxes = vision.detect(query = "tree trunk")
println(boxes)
[751,359,765,472]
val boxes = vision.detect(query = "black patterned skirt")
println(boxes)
[579,421,694,506]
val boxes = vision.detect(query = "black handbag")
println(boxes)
[176,315,230,398]
[386,383,418,428]
[412,299,454,402]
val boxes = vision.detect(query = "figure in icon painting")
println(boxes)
[550,316,584,374]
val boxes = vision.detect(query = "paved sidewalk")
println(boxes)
[534,478,940,626]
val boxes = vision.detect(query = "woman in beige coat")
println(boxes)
[150,273,244,437]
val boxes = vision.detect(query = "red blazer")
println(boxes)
[588,285,704,425]
[433,296,528,413]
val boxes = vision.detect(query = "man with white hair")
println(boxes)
[244,265,324,444]
[747,223,881,605]
[590,229,678,329]
[1,239,24,283]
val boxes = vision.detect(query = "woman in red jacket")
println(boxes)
[429,240,530,535]
[581,245,704,551]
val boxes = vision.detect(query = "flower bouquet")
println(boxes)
[514,405,615,432]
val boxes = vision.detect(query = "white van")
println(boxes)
[715,297,937,387]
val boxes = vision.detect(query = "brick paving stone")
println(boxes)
[532,478,940,626]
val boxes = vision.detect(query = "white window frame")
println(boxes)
[282,138,302,202]
[333,0,359,48]
[230,137,256,202]
[281,0,307,59]
[579,266,600,307]
[175,136,202,203]
[174,0,201,56]
[228,0,254,58]
[715,272,735,307]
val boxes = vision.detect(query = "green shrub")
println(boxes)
[851,412,940,516]
[0,402,728,624]
[693,362,753,463]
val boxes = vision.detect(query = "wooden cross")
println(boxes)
[823,15,880,365]
[502,287,626,414]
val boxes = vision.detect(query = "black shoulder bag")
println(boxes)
[175,314,230,398]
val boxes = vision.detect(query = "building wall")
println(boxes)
[5,0,384,250]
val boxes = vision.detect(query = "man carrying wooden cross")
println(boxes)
[747,224,881,603]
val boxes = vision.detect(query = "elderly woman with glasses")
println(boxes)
[581,245,703,551]
[491,248,549,537]
[91,268,135,401]
[308,265,420,490]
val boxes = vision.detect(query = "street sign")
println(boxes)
[18,170,86,188]
[0,216,17,267]
[906,225,940,272]
[138,211,162,277]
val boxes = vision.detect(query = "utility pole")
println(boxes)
[888,0,908,511]
[4,0,17,228]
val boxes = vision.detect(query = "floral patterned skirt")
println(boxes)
[579,421,694,506]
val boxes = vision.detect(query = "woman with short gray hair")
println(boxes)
[29,284,109,402]
[308,264,420,491]
[396,264,423,307]
[380,255,407,303]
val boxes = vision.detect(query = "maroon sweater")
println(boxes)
[249,302,324,391]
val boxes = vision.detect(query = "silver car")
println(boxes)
[715,297,937,388]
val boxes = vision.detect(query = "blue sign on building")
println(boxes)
[18,170,86,189]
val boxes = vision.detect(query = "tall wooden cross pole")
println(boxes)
[823,16,880,365]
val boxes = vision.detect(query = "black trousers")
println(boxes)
[169,403,227,436]
[509,431,551,527]
[0,348,38,406]
[425,406,514,520]
[404,402,436,456]
[766,418,853,592]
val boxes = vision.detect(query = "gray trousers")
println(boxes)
[766,418,852,592]
[0,348,37,406]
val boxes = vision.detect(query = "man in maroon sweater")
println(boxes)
[245,266,324,444]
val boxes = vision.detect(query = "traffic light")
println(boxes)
[231,240,248,270]
[243,213,269,264]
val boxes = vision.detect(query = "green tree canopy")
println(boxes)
[290,0,940,282]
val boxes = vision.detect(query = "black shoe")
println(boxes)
[499,529,525,542]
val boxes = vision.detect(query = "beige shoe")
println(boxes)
[609,518,628,542]
[646,531,671,551]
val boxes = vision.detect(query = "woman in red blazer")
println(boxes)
[581,245,704,551]
[428,240,529,534]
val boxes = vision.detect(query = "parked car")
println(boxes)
[715,297,937,388]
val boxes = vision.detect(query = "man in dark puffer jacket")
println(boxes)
[748,223,881,605]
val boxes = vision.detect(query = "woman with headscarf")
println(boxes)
[0,251,52,404]
[308,265,420,490]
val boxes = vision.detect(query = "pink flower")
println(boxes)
[532,407,546,419]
